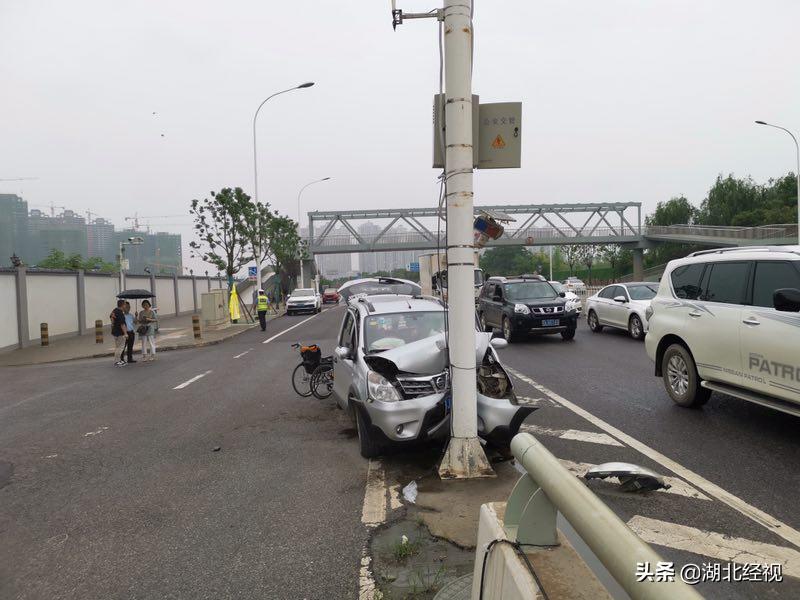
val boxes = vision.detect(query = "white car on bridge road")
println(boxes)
[585,282,658,340]
[286,288,322,315]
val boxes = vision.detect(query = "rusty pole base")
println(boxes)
[438,436,495,480]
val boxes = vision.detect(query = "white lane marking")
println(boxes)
[173,370,212,390]
[557,458,710,501]
[233,349,252,359]
[507,367,800,548]
[84,426,109,437]
[628,515,800,578]
[262,313,321,345]
[520,423,623,447]
[388,483,403,511]
[358,546,377,600]
[515,395,560,408]
[361,459,387,527]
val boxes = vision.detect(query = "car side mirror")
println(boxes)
[558,291,566,298]
[334,347,351,360]
[490,337,508,349]
[613,295,628,303]
[774,288,800,312]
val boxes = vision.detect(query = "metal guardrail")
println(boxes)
[506,433,703,600]
[646,223,798,241]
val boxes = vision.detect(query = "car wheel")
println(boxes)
[479,312,492,332]
[629,314,645,340]
[588,310,603,333]
[561,328,576,341]
[502,316,518,343]
[662,344,710,407]
[355,405,381,458]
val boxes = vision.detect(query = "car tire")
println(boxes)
[628,314,645,340]
[502,316,518,343]
[479,312,492,332]
[355,405,381,458]
[588,310,603,333]
[661,344,710,408]
[561,328,576,341]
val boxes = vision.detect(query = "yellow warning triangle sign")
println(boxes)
[491,134,506,149]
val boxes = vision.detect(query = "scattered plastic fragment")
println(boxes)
[402,480,418,504]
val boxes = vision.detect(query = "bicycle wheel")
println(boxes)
[292,363,313,397]
[311,364,334,399]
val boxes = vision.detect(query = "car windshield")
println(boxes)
[324,288,337,293]
[364,311,446,352]
[627,285,658,300]
[549,281,565,293]
[339,280,421,301]
[292,288,315,297]
[504,282,557,301]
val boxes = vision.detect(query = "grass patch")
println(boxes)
[390,534,423,563]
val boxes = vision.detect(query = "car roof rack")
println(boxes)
[687,246,800,258]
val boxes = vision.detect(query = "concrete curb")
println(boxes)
[0,313,286,367]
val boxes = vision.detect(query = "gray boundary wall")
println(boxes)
[0,268,226,351]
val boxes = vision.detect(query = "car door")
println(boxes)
[605,285,630,328]
[484,284,504,327]
[333,310,357,407]
[687,261,750,388]
[593,286,615,324]
[741,260,800,404]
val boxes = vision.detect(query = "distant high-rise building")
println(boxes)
[115,229,182,274]
[357,222,381,274]
[87,218,116,262]
[0,194,29,266]
[27,209,88,264]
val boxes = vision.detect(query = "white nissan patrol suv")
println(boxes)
[645,246,800,415]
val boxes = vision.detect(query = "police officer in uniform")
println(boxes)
[254,289,269,331]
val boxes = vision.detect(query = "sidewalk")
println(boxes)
[0,311,282,367]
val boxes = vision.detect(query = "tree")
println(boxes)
[263,213,302,297]
[479,246,533,277]
[561,245,582,275]
[189,187,253,289]
[646,196,697,227]
[579,246,596,284]
[598,244,627,280]
[36,249,118,273]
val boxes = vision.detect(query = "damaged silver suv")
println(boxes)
[332,294,534,458]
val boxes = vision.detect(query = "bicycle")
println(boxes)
[291,343,319,397]
[309,357,334,399]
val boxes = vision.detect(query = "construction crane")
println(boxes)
[124,213,187,231]
[31,202,67,217]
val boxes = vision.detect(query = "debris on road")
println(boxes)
[584,462,671,492]
[211,446,221,452]
[402,480,418,504]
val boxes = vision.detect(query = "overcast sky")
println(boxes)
[1,0,798,272]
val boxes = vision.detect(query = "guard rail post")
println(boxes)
[95,320,103,344]
[505,432,703,600]
[40,323,49,346]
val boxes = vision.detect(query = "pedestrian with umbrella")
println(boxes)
[116,289,156,363]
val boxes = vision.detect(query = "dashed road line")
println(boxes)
[173,370,212,390]
[262,313,322,345]
[84,426,109,437]
[233,349,252,359]
[361,459,387,527]
[520,423,623,447]
[628,516,800,578]
[507,366,800,548]
[557,458,710,501]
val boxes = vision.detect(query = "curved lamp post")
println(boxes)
[252,82,315,289]
[755,120,800,244]
[297,177,331,288]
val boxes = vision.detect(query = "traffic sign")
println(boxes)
[248,266,257,282]
[409,262,420,272]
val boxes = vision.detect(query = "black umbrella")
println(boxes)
[117,289,155,299]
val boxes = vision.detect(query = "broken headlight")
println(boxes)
[367,371,401,403]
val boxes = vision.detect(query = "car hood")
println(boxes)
[288,295,316,301]
[364,332,494,375]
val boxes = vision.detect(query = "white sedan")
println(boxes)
[585,282,658,340]
[286,288,322,315]
[549,281,582,314]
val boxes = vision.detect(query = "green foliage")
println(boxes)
[189,187,253,287]
[646,196,697,226]
[479,246,535,277]
[697,173,797,226]
[36,249,118,272]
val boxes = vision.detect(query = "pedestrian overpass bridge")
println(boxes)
[304,202,796,255]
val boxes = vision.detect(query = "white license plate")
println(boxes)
[542,319,560,327]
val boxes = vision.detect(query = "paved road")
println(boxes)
[3,305,799,599]
[1,306,362,600]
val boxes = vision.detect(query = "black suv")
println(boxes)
[477,275,577,342]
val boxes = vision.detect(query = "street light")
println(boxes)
[297,177,332,288]
[251,82,315,290]
[755,120,800,244]
[119,236,144,290]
